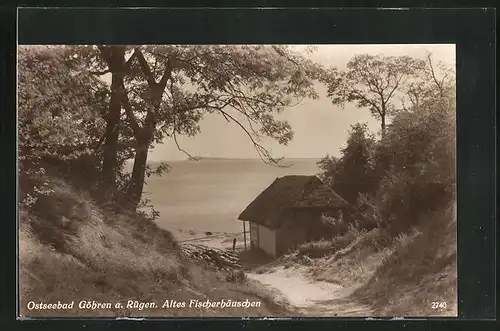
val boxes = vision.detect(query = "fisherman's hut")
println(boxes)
[238,175,352,257]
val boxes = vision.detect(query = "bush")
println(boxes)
[319,212,348,237]
[318,123,377,204]
[297,239,335,258]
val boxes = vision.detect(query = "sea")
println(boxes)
[143,158,320,238]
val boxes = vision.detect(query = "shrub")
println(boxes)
[318,123,377,204]
[319,213,347,237]
[297,239,334,258]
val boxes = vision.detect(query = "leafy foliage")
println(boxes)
[318,123,377,205]
[374,86,455,233]
[18,47,107,166]
[319,53,455,235]
[18,46,108,202]
[19,45,325,213]
[123,45,323,164]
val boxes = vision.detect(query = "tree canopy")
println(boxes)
[18,45,325,211]
[18,46,107,173]
[321,54,425,131]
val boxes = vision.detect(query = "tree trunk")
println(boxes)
[101,72,123,188]
[125,126,154,210]
[380,100,387,133]
[122,60,166,210]
[125,141,148,210]
[100,46,126,192]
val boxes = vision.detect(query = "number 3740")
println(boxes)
[430,301,447,309]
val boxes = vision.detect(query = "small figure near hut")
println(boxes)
[232,238,237,251]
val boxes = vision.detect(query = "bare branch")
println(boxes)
[350,89,383,117]
[172,130,197,159]
[426,53,444,97]
[439,73,449,90]
[384,73,405,105]
[219,111,231,123]
[217,108,289,168]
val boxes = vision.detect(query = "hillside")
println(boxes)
[261,203,458,316]
[352,204,457,316]
[19,176,295,318]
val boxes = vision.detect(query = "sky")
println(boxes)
[146,44,456,161]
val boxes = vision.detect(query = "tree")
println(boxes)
[318,123,376,204]
[322,54,425,131]
[372,60,456,234]
[63,45,138,192]
[118,45,323,210]
[26,45,323,211]
[18,46,107,196]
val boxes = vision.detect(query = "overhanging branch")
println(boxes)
[217,108,289,168]
[172,130,197,159]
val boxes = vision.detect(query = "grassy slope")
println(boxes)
[19,177,294,318]
[353,205,457,316]
[280,204,457,317]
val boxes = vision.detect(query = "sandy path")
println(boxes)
[181,234,372,316]
[247,266,373,317]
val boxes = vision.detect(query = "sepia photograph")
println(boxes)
[18,43,457,318]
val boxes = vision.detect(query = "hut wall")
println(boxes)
[275,225,307,256]
[274,208,341,255]
[289,209,324,240]
[257,224,277,257]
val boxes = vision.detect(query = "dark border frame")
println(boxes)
[1,6,496,331]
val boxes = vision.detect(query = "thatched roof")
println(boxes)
[238,175,349,229]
